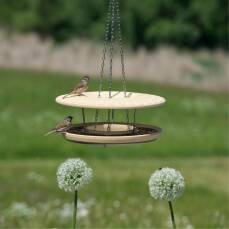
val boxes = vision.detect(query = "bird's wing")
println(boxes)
[63,80,88,98]
[44,122,71,136]
[55,122,68,130]
[73,81,85,91]
[75,85,88,94]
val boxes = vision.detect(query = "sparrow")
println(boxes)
[44,116,73,136]
[63,76,90,98]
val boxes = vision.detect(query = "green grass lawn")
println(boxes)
[0,158,228,228]
[0,68,228,228]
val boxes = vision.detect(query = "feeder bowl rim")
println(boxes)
[62,122,161,145]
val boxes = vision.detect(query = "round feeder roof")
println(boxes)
[56,91,166,109]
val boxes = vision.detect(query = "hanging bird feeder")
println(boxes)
[55,0,166,145]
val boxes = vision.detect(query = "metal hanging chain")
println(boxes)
[98,0,112,97]
[108,0,115,98]
[115,0,127,96]
[96,0,112,124]
[98,0,127,97]
[114,0,129,122]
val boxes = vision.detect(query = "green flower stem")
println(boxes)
[73,191,78,229]
[168,201,176,229]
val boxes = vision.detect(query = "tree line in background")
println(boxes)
[0,0,228,50]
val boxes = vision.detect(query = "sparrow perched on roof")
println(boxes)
[63,76,90,99]
[44,116,73,136]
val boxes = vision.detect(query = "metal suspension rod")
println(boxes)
[125,109,129,123]
[125,109,131,130]
[133,109,137,124]
[94,109,99,123]
[94,109,99,130]
[107,109,111,131]
[133,109,137,133]
[81,108,86,124]
[111,109,115,123]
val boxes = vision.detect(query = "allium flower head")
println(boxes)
[57,159,93,192]
[148,168,185,201]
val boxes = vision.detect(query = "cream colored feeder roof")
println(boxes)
[56,91,166,109]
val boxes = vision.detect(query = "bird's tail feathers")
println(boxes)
[63,91,77,99]
[44,130,56,136]
[63,92,81,99]
[63,94,70,99]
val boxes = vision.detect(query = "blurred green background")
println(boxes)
[0,0,228,228]
[0,0,228,49]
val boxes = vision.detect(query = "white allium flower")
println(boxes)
[57,159,93,192]
[148,168,185,201]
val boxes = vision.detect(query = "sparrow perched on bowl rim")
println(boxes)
[63,76,90,99]
[44,116,73,136]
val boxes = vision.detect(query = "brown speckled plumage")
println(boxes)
[45,116,73,136]
[63,76,90,98]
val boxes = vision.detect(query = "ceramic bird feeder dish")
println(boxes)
[55,91,165,145]
[54,0,166,145]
